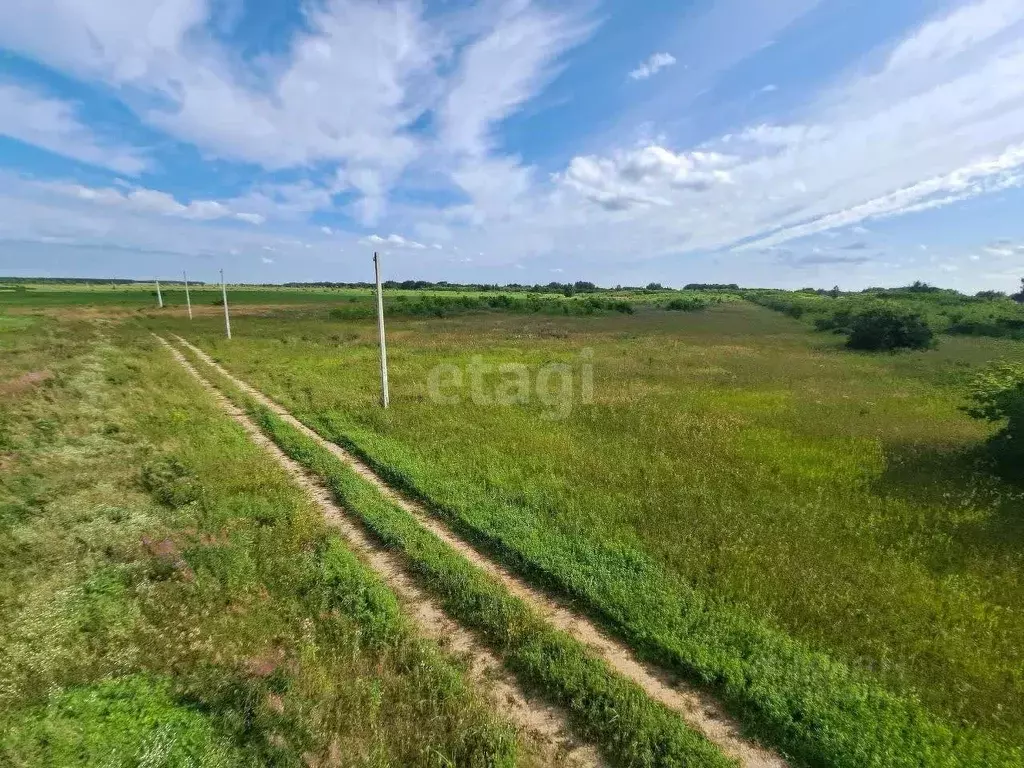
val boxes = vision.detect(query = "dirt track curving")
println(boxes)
[171,333,787,768]
[156,335,601,768]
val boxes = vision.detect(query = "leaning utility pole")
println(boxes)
[220,269,232,339]
[373,252,389,408]
[183,270,193,320]
[155,279,163,308]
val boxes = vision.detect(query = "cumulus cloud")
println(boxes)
[628,52,676,81]
[0,81,148,174]
[557,145,734,210]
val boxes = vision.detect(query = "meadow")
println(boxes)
[145,297,1024,764]
[4,282,1024,766]
[0,312,532,766]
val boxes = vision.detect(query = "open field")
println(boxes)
[3,285,1024,766]
[0,314,557,766]
[146,299,1024,761]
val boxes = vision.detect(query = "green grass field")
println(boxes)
[0,313,531,766]
[143,299,1024,762]
[4,284,1024,766]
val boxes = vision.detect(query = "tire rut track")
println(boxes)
[171,334,786,768]
[156,335,601,768]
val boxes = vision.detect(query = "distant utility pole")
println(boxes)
[373,251,390,408]
[220,269,232,340]
[155,279,163,308]
[183,270,193,320]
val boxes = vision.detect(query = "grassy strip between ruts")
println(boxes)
[175,341,1023,768]
[177,342,735,768]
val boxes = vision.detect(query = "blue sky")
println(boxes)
[1,0,1023,291]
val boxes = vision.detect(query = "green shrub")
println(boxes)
[664,297,708,312]
[846,305,935,351]
[813,308,855,334]
[1012,279,1024,303]
[963,362,1024,472]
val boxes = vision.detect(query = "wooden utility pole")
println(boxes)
[373,252,389,408]
[155,279,163,308]
[183,270,192,320]
[220,269,232,339]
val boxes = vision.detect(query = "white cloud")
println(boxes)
[0,81,147,174]
[361,232,427,249]
[320,226,333,235]
[0,172,351,271]
[46,180,264,225]
[0,0,595,236]
[3,0,1024,293]
[628,52,677,81]
[984,239,1024,257]
[557,145,734,210]
[502,0,1024,263]
[261,256,274,264]
[0,0,588,225]
[0,0,429,171]
[743,142,1024,249]
[439,2,593,159]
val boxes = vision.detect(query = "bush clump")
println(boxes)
[963,362,1024,473]
[846,305,935,351]
[664,296,709,311]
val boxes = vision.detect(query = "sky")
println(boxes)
[0,0,1023,292]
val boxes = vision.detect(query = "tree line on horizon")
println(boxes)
[3,275,1022,302]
